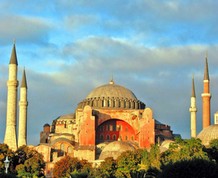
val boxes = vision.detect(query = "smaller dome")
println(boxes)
[55,113,75,121]
[43,123,50,127]
[197,124,218,146]
[160,140,174,153]
[99,141,136,160]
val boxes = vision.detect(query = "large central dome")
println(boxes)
[77,80,145,110]
[86,80,137,100]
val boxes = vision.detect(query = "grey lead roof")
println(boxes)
[9,43,18,65]
[21,69,27,88]
[204,57,210,80]
[192,76,196,97]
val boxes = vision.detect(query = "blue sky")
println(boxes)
[1,0,218,145]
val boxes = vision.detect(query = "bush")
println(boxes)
[159,159,218,178]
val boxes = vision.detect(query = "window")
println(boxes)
[113,135,116,140]
[67,147,72,154]
[107,125,110,131]
[110,125,113,131]
[106,135,110,140]
[60,143,65,152]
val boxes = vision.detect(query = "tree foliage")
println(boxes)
[14,145,45,177]
[94,157,117,178]
[141,144,161,170]
[0,144,15,175]
[161,138,208,165]
[159,158,218,178]
[206,139,218,163]
[116,150,142,178]
[53,156,92,178]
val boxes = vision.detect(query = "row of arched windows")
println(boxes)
[79,97,145,109]
[98,134,134,141]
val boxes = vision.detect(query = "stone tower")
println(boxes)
[18,69,28,147]
[189,76,197,137]
[4,43,19,150]
[201,56,211,129]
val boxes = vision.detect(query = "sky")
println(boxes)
[1,0,218,145]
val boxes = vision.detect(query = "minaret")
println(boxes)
[18,69,28,147]
[4,43,19,150]
[189,76,197,137]
[201,55,211,129]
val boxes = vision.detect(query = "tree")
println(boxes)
[94,157,117,178]
[161,138,208,165]
[14,146,45,177]
[159,159,218,178]
[206,139,218,163]
[0,144,15,175]
[116,150,142,178]
[139,145,161,178]
[53,156,92,178]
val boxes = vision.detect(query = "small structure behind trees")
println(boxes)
[1,138,218,177]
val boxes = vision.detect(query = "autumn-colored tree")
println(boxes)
[53,156,92,178]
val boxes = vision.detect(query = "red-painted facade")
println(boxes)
[96,119,136,143]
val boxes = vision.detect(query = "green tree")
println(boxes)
[0,144,15,175]
[209,139,218,149]
[94,157,117,178]
[159,158,218,178]
[14,145,45,177]
[139,145,161,178]
[116,150,142,178]
[161,138,208,165]
[206,139,218,163]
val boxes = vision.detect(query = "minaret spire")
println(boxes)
[201,55,211,129]
[204,55,209,80]
[190,75,197,137]
[18,69,28,147]
[9,42,18,65]
[4,43,19,150]
[191,75,196,97]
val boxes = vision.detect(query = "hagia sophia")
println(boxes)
[2,44,218,175]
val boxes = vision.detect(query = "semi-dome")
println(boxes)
[197,124,218,146]
[99,141,136,160]
[77,80,145,109]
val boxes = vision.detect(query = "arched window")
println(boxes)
[106,135,110,140]
[60,143,65,152]
[67,147,73,154]
[100,134,104,140]
[125,136,128,140]
[113,135,116,140]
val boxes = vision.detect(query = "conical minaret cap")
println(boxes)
[9,43,18,65]
[21,69,27,88]
[204,56,209,80]
[192,76,196,97]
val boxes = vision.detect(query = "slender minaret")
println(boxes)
[18,69,28,147]
[189,76,197,137]
[4,43,19,150]
[201,55,211,129]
